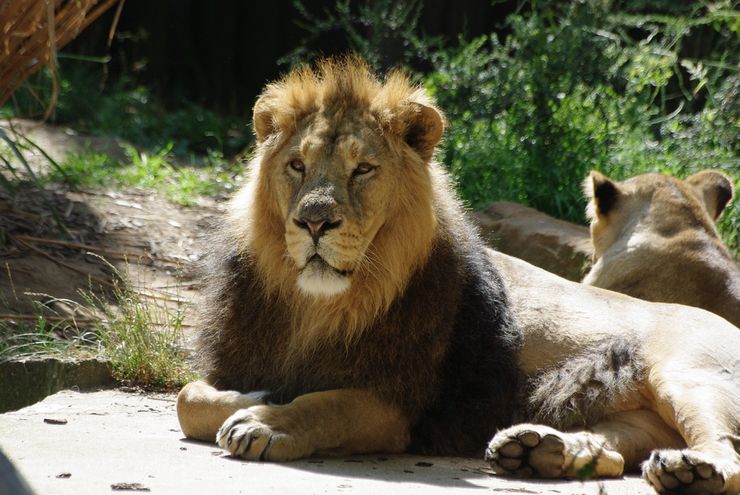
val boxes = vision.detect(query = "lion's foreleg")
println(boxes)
[176,380,269,442]
[216,388,410,461]
[644,376,740,494]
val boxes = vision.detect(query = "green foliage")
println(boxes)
[2,136,240,207]
[424,1,739,253]
[283,0,440,69]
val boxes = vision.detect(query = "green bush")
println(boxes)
[423,1,738,253]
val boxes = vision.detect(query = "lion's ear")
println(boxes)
[252,95,277,143]
[584,170,620,217]
[685,170,734,221]
[404,103,444,162]
[388,101,444,163]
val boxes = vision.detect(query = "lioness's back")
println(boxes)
[582,170,740,327]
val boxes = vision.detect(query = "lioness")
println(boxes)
[177,57,740,494]
[582,170,739,327]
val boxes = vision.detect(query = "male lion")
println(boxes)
[582,170,739,327]
[177,57,740,494]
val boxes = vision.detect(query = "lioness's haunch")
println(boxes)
[583,170,739,327]
[177,57,740,494]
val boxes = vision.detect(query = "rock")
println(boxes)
[471,201,592,281]
[0,357,114,413]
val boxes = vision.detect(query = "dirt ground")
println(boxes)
[0,120,221,343]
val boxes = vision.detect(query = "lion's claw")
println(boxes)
[216,407,307,462]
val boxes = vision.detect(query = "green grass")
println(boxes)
[81,262,197,389]
[0,312,98,362]
[46,144,241,206]
[1,138,241,207]
[0,263,197,390]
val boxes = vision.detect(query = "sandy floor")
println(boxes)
[0,389,656,495]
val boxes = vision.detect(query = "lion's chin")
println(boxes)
[296,259,351,298]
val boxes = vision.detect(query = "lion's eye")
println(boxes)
[288,159,305,174]
[353,162,375,177]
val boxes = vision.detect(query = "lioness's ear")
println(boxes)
[252,95,277,143]
[584,170,619,217]
[685,170,734,221]
[402,102,445,162]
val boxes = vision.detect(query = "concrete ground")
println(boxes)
[0,389,656,495]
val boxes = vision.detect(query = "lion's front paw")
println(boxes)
[485,424,568,478]
[642,449,725,495]
[216,406,310,461]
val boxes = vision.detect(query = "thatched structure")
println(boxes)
[0,0,122,114]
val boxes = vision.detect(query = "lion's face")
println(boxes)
[239,59,445,301]
[268,110,401,296]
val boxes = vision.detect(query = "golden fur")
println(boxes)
[226,57,447,354]
[582,170,740,326]
[178,57,740,494]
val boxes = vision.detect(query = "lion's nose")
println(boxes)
[293,217,342,243]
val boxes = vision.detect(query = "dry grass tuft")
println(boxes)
[0,0,122,115]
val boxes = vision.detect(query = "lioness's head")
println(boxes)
[229,57,445,308]
[583,169,734,260]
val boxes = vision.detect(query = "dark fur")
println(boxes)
[196,207,522,456]
[525,340,644,429]
[594,178,619,216]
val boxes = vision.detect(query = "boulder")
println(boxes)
[471,201,592,281]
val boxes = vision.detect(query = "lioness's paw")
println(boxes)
[486,424,624,479]
[642,449,725,495]
[216,406,309,462]
[485,424,567,478]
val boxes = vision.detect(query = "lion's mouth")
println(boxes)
[306,253,351,277]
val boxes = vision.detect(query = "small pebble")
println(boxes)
[43,418,68,425]
[110,482,150,492]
